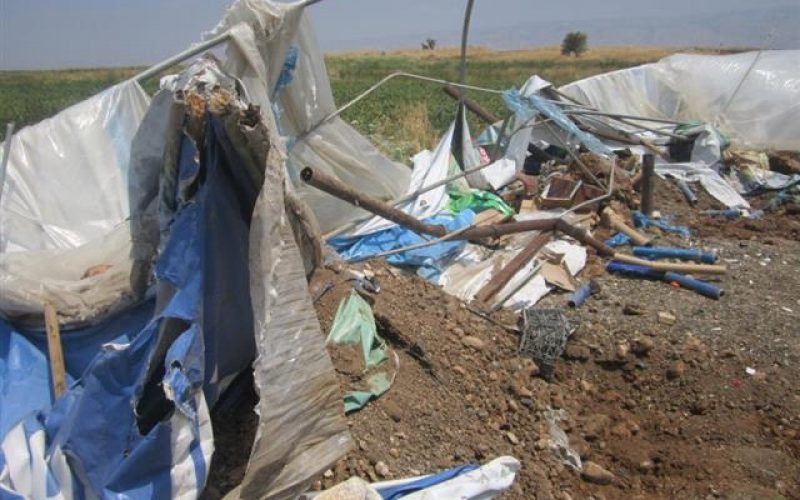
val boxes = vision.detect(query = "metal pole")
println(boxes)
[561,109,687,127]
[640,153,655,216]
[297,0,326,7]
[302,166,559,240]
[301,167,448,237]
[457,0,476,97]
[718,50,762,120]
[133,31,232,83]
[0,122,15,208]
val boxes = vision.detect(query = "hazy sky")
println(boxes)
[0,0,797,70]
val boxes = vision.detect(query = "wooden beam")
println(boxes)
[44,302,66,399]
[474,231,553,304]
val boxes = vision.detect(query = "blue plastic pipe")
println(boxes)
[664,272,723,300]
[606,262,661,279]
[632,246,717,264]
[606,262,722,300]
[568,283,593,307]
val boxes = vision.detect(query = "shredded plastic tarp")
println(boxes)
[351,122,459,237]
[503,89,613,157]
[329,210,475,281]
[305,456,520,500]
[327,291,387,368]
[1,116,261,499]
[208,0,411,233]
[375,464,480,499]
[1,70,351,500]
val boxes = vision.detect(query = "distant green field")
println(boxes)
[0,46,676,161]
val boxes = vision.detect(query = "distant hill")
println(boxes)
[325,4,799,53]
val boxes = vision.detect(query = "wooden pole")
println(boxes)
[443,85,500,124]
[474,231,553,304]
[44,302,66,399]
[301,167,559,240]
[640,154,655,216]
[602,207,653,246]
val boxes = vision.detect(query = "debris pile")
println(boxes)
[0,0,799,499]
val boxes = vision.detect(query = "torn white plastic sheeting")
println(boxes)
[0,82,149,253]
[654,124,750,209]
[655,163,749,209]
[478,158,517,191]
[373,456,521,500]
[305,456,521,500]
[560,50,800,151]
[501,75,556,172]
[0,223,134,324]
[226,26,352,497]
[438,235,586,311]
[209,2,410,233]
[352,122,456,236]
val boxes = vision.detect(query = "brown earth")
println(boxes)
[204,175,800,500]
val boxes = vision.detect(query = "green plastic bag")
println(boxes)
[447,188,515,217]
[327,291,395,413]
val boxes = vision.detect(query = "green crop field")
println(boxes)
[0,46,681,161]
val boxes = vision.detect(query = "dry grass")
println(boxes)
[389,102,437,155]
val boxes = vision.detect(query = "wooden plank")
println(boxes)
[474,209,511,226]
[44,302,66,399]
[474,231,553,305]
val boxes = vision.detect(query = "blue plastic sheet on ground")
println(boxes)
[605,232,632,247]
[375,464,480,500]
[632,211,691,238]
[0,115,259,499]
[502,89,613,157]
[328,210,475,281]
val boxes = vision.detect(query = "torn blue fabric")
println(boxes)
[0,115,259,499]
[329,210,475,281]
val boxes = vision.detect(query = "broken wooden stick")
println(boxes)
[443,85,500,124]
[301,167,559,240]
[44,302,66,399]
[602,207,653,246]
[474,231,553,304]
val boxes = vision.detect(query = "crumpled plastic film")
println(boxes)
[208,2,410,233]
[242,105,351,499]
[560,51,800,150]
[0,81,149,253]
[0,81,150,325]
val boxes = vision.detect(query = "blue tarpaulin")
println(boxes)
[632,211,691,238]
[0,116,259,498]
[328,210,475,281]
